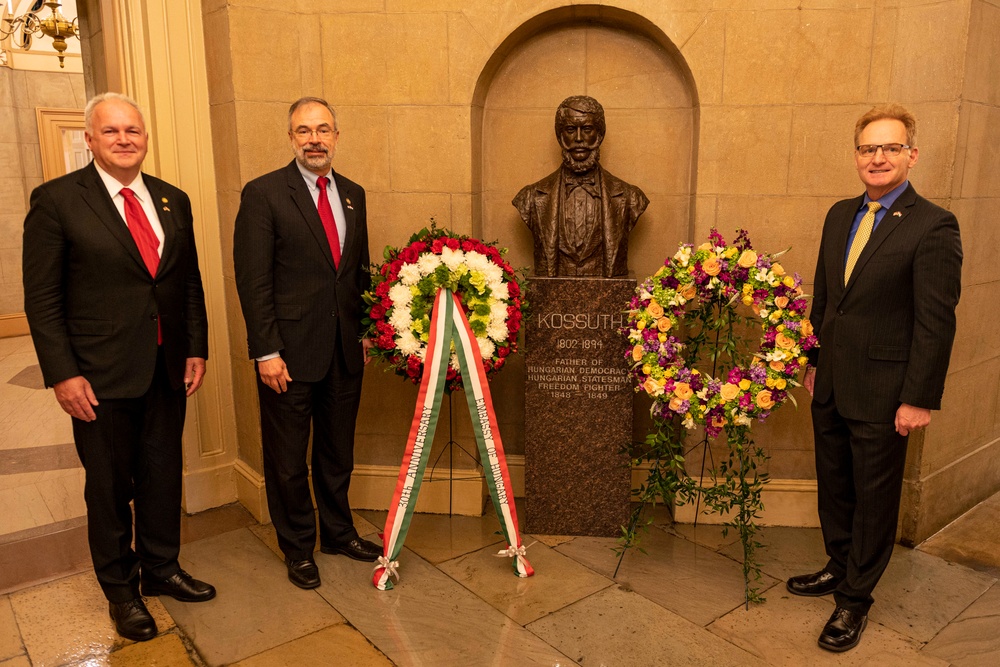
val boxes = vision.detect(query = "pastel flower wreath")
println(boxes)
[363,223,526,392]
[624,229,817,438]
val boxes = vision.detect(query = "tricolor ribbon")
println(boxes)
[373,289,534,590]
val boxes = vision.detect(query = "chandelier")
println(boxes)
[1,1,79,68]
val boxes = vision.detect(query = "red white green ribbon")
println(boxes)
[373,289,533,590]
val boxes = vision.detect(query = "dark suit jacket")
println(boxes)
[808,183,962,423]
[22,162,208,398]
[233,161,371,381]
[513,165,648,277]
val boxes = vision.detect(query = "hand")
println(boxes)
[53,375,99,421]
[895,403,931,436]
[184,357,207,396]
[258,356,292,393]
[803,367,816,396]
[362,338,375,366]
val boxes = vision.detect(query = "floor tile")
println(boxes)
[870,547,996,643]
[438,538,613,625]
[0,597,24,662]
[708,589,949,666]
[718,525,829,583]
[247,512,379,561]
[357,509,503,564]
[0,656,30,667]
[179,503,257,545]
[108,632,196,666]
[919,493,1000,577]
[922,580,1000,666]
[528,585,766,666]
[9,572,174,667]
[556,525,777,626]
[158,528,343,667]
[312,543,572,666]
[232,624,393,667]
[668,519,742,552]
[531,533,575,548]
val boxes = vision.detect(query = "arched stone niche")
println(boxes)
[469,6,699,457]
[472,5,699,283]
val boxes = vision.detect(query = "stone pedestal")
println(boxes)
[524,276,634,536]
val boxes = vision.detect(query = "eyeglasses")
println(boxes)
[293,127,335,139]
[856,143,910,158]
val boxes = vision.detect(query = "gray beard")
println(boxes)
[561,148,600,174]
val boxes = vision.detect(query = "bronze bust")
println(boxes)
[513,96,648,278]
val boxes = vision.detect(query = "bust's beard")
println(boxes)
[561,148,600,174]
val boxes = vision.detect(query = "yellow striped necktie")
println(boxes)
[844,201,881,283]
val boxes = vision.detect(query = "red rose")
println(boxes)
[411,241,427,254]
[461,239,475,252]
[399,247,419,263]
[508,281,520,297]
[370,304,386,320]
[497,345,510,358]
[375,281,391,298]
[487,247,502,263]
[445,238,460,250]
[431,238,445,253]
[377,334,395,350]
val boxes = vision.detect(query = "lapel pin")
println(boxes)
[162,206,171,212]
[892,211,902,217]
[346,198,354,209]
[161,197,168,203]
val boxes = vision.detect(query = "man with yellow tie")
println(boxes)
[786,104,963,652]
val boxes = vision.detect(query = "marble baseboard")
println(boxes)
[0,314,29,340]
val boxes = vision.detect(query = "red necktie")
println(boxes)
[120,187,162,343]
[315,176,342,269]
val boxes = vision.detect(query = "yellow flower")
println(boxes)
[800,320,814,336]
[765,377,776,388]
[642,364,651,375]
[783,276,796,288]
[776,324,785,332]
[742,283,753,294]
[739,379,752,391]
[720,383,740,401]
[657,317,672,333]
[756,390,775,409]
[742,295,754,306]
[799,356,809,365]
[647,301,664,318]
[771,263,785,276]
[738,250,758,268]
[674,382,694,400]
[636,320,646,331]
[658,333,667,342]
[698,242,713,251]
[769,310,783,323]
[702,256,722,276]
[632,344,644,362]
[775,378,787,390]
[724,247,737,259]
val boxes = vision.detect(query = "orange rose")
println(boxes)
[643,377,663,397]
[800,320,814,336]
[702,256,722,276]
[774,296,789,308]
[680,284,697,300]
[668,397,685,412]
[737,249,758,269]
[771,263,785,276]
[775,333,795,350]
[674,382,693,400]
[756,390,775,410]
[657,317,673,333]
[769,360,786,372]
[646,301,664,318]
[720,383,740,401]
[632,344,644,362]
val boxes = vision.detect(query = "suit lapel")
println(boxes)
[333,170,356,275]
[77,162,149,272]
[841,184,916,297]
[285,161,337,272]
[144,176,177,275]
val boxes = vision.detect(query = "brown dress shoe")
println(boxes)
[818,606,867,652]
[109,598,157,642]
[286,558,321,589]
[786,570,841,597]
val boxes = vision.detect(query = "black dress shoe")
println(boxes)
[109,598,157,642]
[818,606,867,652]
[786,570,841,597]
[320,537,382,562]
[141,569,216,602]
[286,558,321,589]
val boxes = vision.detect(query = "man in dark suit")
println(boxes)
[233,96,380,590]
[22,93,216,642]
[787,104,962,652]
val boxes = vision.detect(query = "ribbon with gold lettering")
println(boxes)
[373,289,533,590]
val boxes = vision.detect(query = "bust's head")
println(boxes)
[555,96,605,174]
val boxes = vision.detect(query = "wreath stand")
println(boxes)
[428,392,485,516]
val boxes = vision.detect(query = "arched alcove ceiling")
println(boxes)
[471,4,700,276]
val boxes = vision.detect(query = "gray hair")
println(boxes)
[288,96,339,132]
[84,92,146,133]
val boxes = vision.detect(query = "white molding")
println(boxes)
[349,464,486,516]
[234,459,269,523]
[0,314,29,339]
[181,462,237,514]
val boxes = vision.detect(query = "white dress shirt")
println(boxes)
[93,161,165,256]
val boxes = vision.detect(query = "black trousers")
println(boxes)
[812,395,909,613]
[72,349,186,603]
[257,340,364,561]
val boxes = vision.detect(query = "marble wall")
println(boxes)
[201,0,1000,541]
[0,68,86,316]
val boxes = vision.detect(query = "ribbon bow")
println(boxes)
[374,555,400,581]
[495,541,536,559]
[565,176,600,198]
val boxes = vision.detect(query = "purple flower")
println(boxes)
[727,367,743,383]
[763,329,777,345]
[749,365,767,383]
[706,379,722,393]
[801,334,818,350]
[739,393,753,409]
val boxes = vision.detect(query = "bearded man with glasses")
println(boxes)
[786,104,963,652]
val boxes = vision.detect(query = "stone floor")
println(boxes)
[1,495,999,666]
